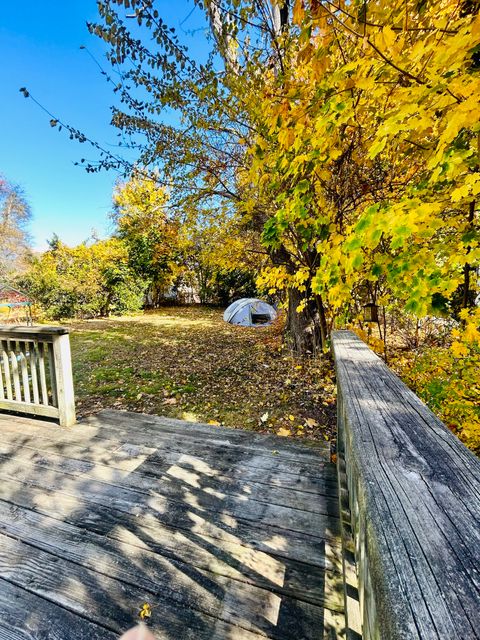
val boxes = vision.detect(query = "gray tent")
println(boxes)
[223,298,277,327]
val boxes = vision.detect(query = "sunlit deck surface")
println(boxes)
[0,409,344,639]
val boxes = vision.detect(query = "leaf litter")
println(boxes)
[68,307,336,444]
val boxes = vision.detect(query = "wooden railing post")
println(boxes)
[52,332,76,427]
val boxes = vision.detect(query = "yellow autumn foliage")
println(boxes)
[391,309,480,452]
[241,0,480,449]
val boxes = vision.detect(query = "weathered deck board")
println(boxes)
[0,443,338,513]
[0,577,117,640]
[0,410,345,639]
[94,409,332,456]
[0,500,342,610]
[0,411,334,476]
[0,533,287,639]
[0,456,338,568]
[0,417,338,493]
[0,465,339,562]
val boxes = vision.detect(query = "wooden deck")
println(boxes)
[0,409,345,639]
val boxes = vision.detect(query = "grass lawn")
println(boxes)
[68,306,336,444]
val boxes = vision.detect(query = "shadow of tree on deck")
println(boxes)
[0,411,345,639]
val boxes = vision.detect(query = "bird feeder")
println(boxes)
[363,302,379,323]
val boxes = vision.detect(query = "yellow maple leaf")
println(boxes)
[139,603,152,620]
[292,0,305,25]
[381,25,396,50]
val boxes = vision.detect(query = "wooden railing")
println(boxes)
[332,330,480,640]
[0,326,76,427]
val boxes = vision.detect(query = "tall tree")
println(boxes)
[251,0,480,325]
[86,0,322,347]
[0,176,32,279]
[112,174,182,305]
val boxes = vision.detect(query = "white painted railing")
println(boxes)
[0,326,76,427]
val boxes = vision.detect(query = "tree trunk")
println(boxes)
[272,0,290,35]
[269,246,328,356]
[285,288,327,355]
[462,199,476,310]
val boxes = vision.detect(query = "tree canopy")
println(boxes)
[21,1,480,341]
[34,0,474,351]
[19,236,144,319]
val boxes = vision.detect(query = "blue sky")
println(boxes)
[0,1,208,251]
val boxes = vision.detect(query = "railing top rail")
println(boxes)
[0,325,69,337]
[332,330,480,640]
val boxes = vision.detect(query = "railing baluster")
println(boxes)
[29,341,40,405]
[9,340,21,401]
[1,339,13,400]
[47,342,58,407]
[38,342,49,405]
[18,341,31,404]
[0,350,4,400]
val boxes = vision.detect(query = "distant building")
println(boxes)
[0,284,33,324]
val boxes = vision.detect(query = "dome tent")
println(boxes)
[223,298,277,327]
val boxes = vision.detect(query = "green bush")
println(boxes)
[19,238,144,319]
